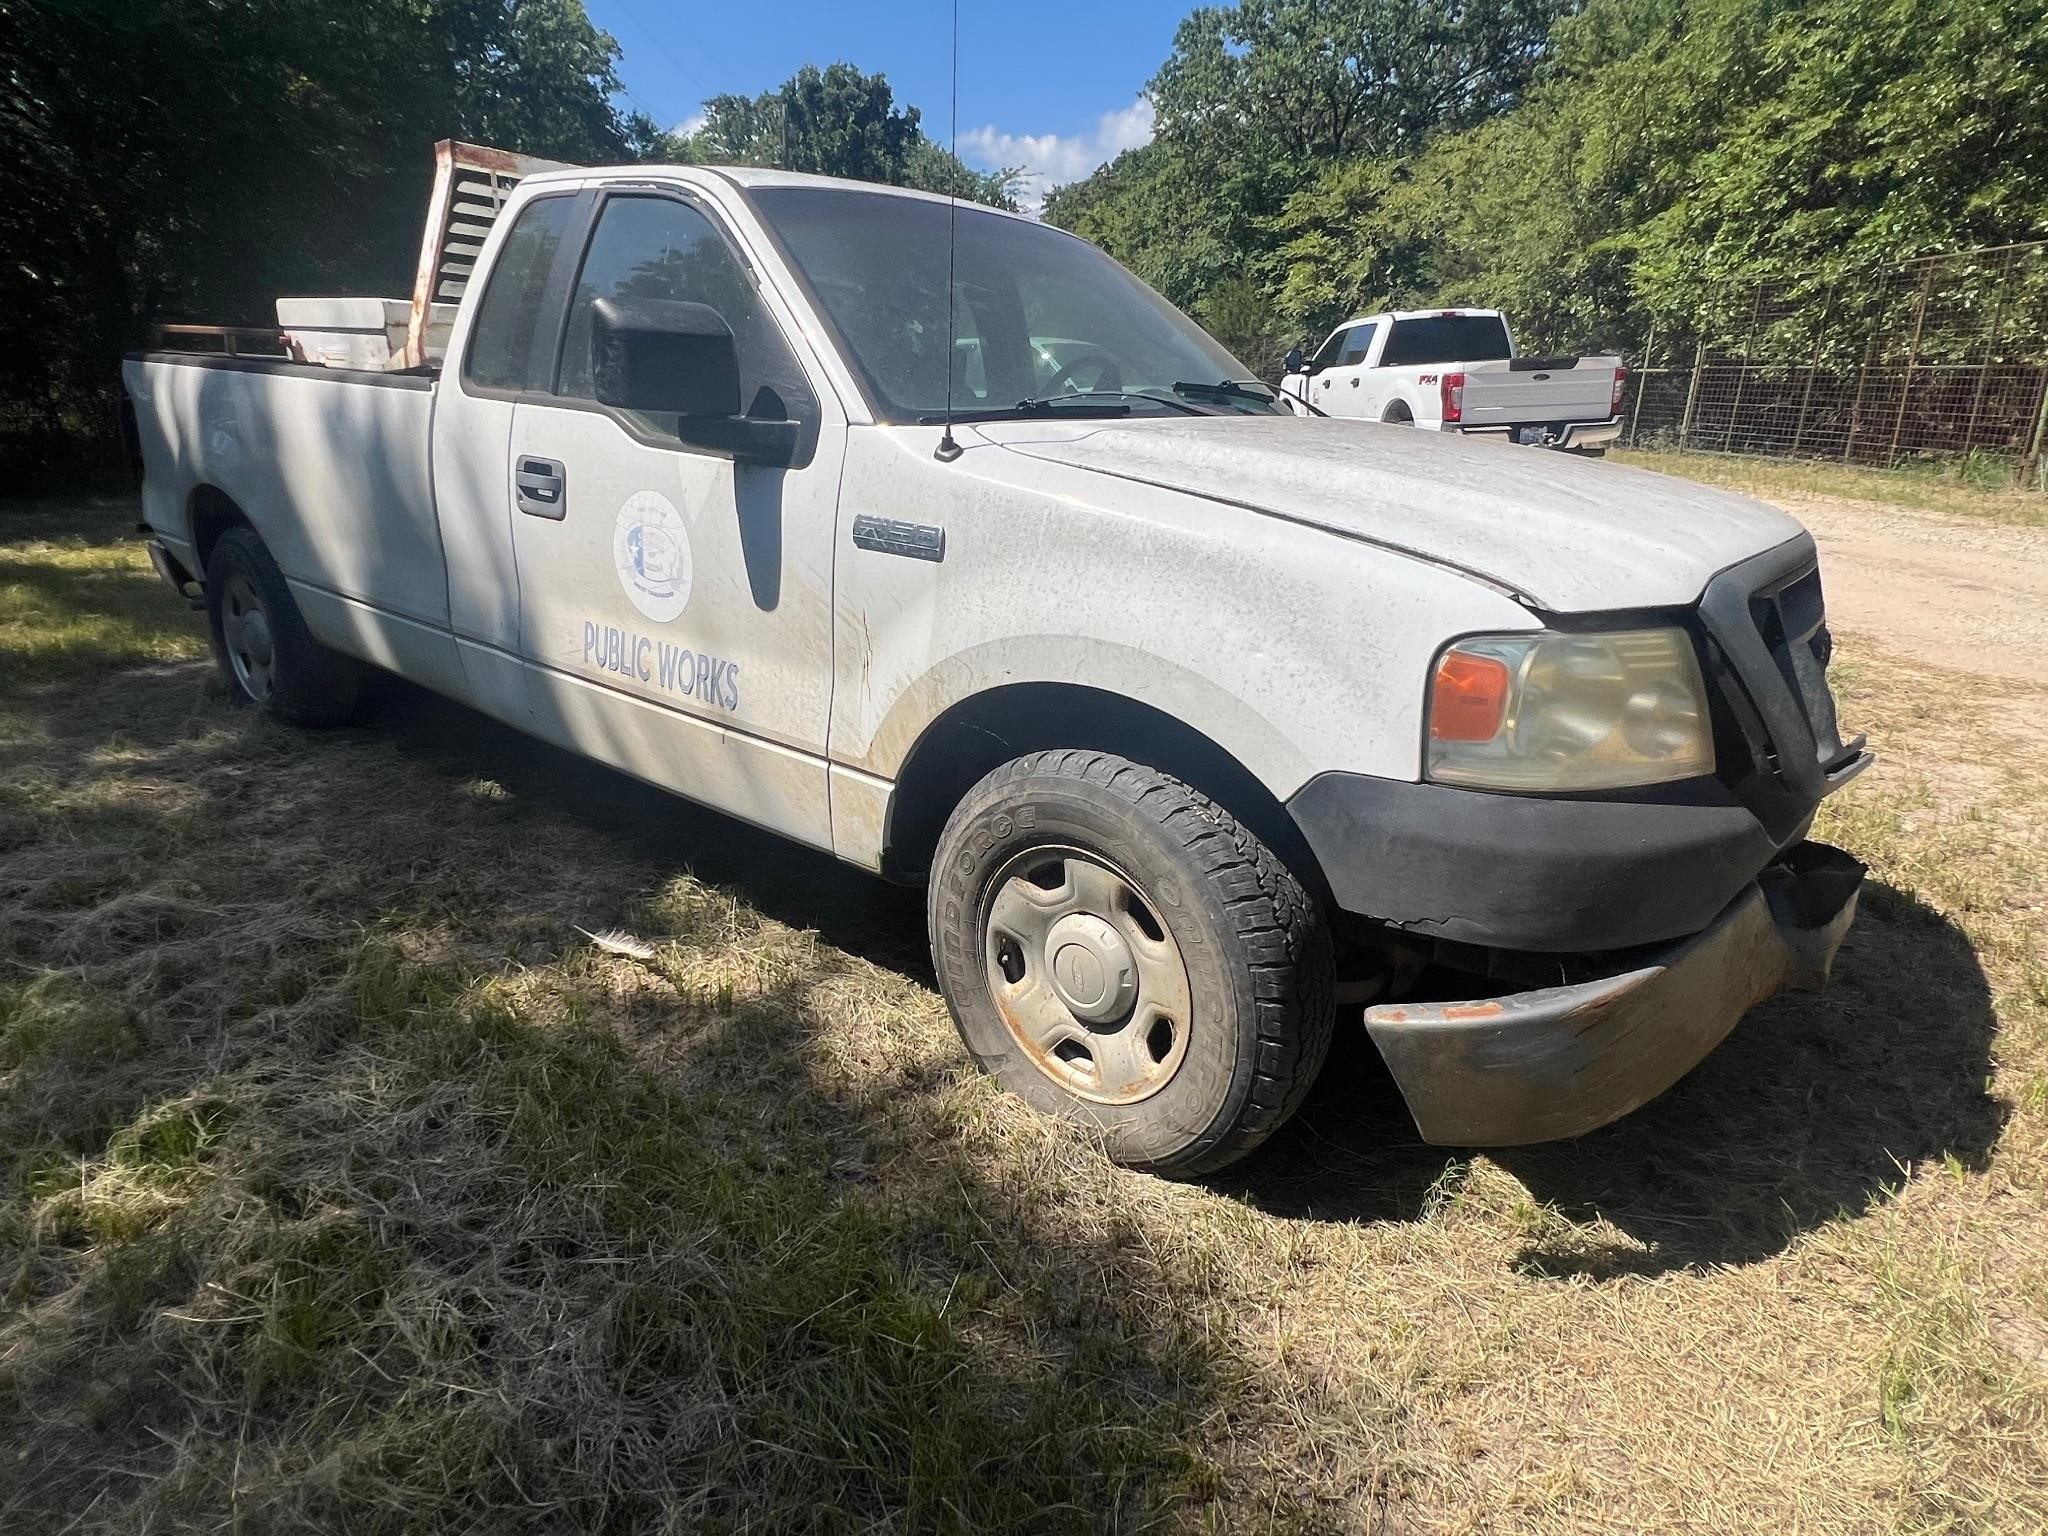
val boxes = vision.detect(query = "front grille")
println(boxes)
[1747,566,1848,774]
[1697,534,1863,843]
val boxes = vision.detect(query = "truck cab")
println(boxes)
[125,165,1868,1177]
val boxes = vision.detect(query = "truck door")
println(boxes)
[505,189,843,851]
[431,189,584,728]
[1306,324,1376,418]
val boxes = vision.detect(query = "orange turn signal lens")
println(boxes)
[1430,650,1511,742]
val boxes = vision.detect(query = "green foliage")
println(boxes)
[1049,0,1569,356]
[662,62,1021,211]
[1052,0,2048,361]
[1044,139,1246,311]
[0,0,650,488]
[1152,0,1571,162]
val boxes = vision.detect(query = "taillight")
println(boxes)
[1440,371,1465,423]
[1611,364,1629,416]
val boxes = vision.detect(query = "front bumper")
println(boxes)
[1363,842,1864,1146]
[1288,771,1795,953]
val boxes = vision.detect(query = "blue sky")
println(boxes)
[584,1,1186,207]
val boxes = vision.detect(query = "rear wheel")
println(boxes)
[1382,402,1414,425]
[929,751,1335,1176]
[204,526,362,725]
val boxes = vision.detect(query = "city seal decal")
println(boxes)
[612,490,693,623]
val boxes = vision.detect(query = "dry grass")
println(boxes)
[2,496,2044,1533]
[1616,450,2048,529]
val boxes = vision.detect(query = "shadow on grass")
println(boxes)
[1223,876,2006,1275]
[0,524,2015,1531]
[7,621,1317,1526]
[0,524,2009,1290]
[366,675,937,983]
[370,673,2011,1276]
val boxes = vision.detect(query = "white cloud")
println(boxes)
[958,98,1154,214]
[671,109,708,140]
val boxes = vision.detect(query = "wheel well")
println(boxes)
[882,683,1330,902]
[1382,400,1414,423]
[188,486,252,573]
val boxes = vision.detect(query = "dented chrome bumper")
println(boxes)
[1363,842,1865,1146]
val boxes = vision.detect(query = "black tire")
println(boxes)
[929,750,1335,1177]
[204,525,362,726]
[1382,403,1414,425]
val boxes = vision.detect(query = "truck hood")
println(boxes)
[979,415,1804,612]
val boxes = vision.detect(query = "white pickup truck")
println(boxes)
[125,164,1870,1176]
[1279,308,1627,453]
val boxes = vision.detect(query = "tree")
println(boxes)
[1042,140,1244,311]
[1056,0,2048,366]
[1048,0,1569,357]
[0,0,648,486]
[1151,0,1573,164]
[662,63,1020,211]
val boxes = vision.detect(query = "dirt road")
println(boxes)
[1768,493,2048,684]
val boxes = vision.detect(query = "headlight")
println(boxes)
[1426,627,1714,791]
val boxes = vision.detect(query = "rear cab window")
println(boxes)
[1379,314,1514,368]
[463,195,576,392]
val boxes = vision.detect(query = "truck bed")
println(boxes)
[123,352,461,693]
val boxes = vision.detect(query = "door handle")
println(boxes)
[515,456,566,520]
[1350,377,1360,387]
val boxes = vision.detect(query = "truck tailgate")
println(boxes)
[1460,359,1617,426]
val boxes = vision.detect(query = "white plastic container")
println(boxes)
[275,297,454,370]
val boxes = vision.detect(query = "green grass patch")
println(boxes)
[1618,448,2048,525]
[0,934,1229,1532]
[0,497,207,691]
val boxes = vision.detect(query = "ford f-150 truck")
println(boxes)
[1279,308,1627,453]
[125,163,1870,1176]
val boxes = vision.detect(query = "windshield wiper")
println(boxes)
[1171,379,1280,407]
[918,390,1204,425]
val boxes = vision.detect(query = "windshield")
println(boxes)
[750,186,1282,420]
[1379,315,1514,368]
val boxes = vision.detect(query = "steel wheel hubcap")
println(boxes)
[221,572,276,702]
[982,846,1194,1105]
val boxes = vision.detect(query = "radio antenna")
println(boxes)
[934,0,964,462]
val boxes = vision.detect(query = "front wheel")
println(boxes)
[928,751,1335,1176]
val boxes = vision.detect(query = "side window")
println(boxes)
[463,196,574,392]
[557,196,763,404]
[1339,323,1377,367]
[1310,326,1352,370]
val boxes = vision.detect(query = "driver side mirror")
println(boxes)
[591,296,796,467]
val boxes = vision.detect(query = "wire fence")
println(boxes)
[1623,242,2048,488]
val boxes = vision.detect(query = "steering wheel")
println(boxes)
[1049,351,1123,396]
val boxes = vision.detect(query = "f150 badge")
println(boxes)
[613,490,693,621]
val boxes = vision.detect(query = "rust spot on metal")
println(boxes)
[1437,1000,1506,1022]
[1367,999,1505,1026]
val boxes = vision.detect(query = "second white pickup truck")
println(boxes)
[125,165,1869,1177]
[1280,308,1627,453]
